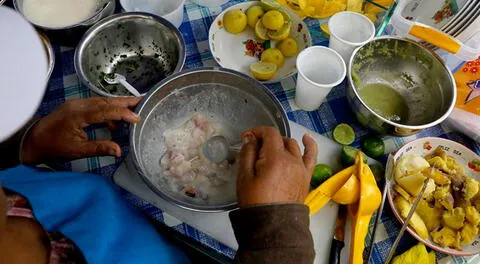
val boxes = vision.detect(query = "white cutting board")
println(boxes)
[114,121,365,263]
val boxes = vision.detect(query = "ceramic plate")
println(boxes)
[0,7,48,142]
[402,0,469,30]
[387,137,480,256]
[209,1,312,83]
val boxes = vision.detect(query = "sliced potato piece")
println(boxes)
[442,207,465,230]
[460,222,478,245]
[431,226,461,249]
[396,172,426,197]
[394,196,429,239]
[416,199,442,232]
[422,167,451,185]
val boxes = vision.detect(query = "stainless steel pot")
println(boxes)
[347,37,456,136]
[129,67,290,212]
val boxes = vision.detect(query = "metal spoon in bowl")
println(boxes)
[104,73,141,97]
[203,135,242,163]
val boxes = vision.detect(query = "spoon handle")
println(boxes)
[119,79,141,97]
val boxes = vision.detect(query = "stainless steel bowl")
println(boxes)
[347,37,456,136]
[13,0,115,30]
[38,31,55,80]
[129,67,290,212]
[75,12,185,97]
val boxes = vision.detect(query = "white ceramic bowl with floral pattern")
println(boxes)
[208,1,312,83]
[387,137,480,256]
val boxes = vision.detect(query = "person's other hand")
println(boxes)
[21,97,141,164]
[237,126,317,207]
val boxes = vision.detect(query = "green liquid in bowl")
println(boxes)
[359,83,408,123]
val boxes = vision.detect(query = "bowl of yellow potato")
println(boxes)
[387,137,480,256]
[208,0,312,83]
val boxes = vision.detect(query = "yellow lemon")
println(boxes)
[255,19,269,40]
[277,37,298,57]
[246,5,265,28]
[223,10,247,34]
[262,10,284,30]
[331,174,360,205]
[250,62,277,81]
[320,23,330,36]
[267,20,291,41]
[261,48,285,68]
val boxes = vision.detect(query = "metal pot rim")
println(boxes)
[74,12,186,97]
[13,0,114,30]
[348,36,457,130]
[129,67,291,212]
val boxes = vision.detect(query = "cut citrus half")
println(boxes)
[267,21,291,41]
[333,123,355,145]
[250,62,277,81]
[255,19,269,40]
[331,173,360,204]
[260,0,282,10]
[320,23,330,36]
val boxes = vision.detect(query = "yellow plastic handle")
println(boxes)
[409,24,462,54]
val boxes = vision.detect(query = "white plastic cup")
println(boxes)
[120,0,185,28]
[328,11,375,64]
[295,46,346,111]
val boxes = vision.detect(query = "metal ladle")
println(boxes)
[104,73,141,97]
[202,135,242,163]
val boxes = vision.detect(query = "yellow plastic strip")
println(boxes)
[409,24,461,54]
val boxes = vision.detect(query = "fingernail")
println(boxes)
[130,113,141,121]
[242,133,255,144]
[304,133,312,139]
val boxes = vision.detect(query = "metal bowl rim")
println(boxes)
[348,36,457,130]
[13,0,115,30]
[38,31,55,80]
[74,12,186,97]
[129,66,291,212]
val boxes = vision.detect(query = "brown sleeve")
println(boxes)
[229,203,315,264]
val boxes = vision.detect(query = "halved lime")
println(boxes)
[361,136,385,158]
[311,163,334,188]
[333,123,355,145]
[260,0,281,10]
[341,146,367,166]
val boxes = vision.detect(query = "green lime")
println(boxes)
[260,0,281,10]
[361,136,385,158]
[369,163,385,186]
[311,163,334,188]
[341,146,367,166]
[333,123,356,145]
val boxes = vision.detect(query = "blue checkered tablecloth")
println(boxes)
[36,0,480,263]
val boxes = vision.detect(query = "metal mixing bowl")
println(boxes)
[129,68,290,212]
[13,0,115,30]
[75,12,185,97]
[347,37,456,136]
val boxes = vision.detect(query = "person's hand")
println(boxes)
[21,97,141,164]
[237,126,317,207]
